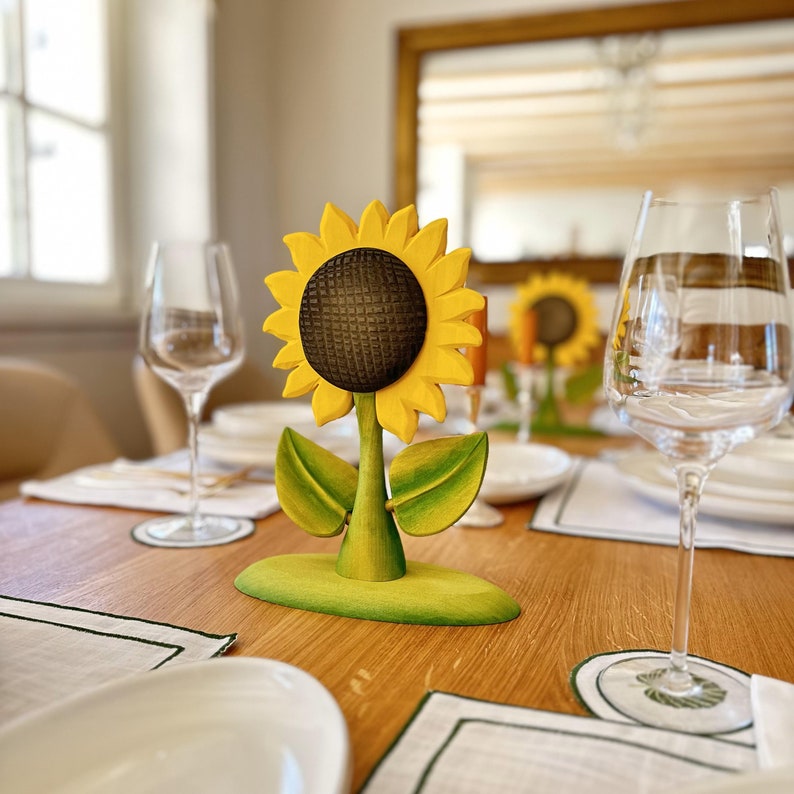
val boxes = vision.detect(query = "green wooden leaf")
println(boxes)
[500,361,519,402]
[564,363,604,404]
[612,350,638,385]
[389,432,488,537]
[275,427,359,537]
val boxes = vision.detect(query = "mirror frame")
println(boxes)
[394,0,794,283]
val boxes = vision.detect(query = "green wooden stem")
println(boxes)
[534,348,561,428]
[335,393,407,582]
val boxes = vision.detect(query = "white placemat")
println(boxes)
[531,458,794,556]
[751,675,794,770]
[20,452,280,520]
[361,691,757,794]
[0,594,236,726]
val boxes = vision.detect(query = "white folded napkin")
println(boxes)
[20,452,280,520]
[361,691,756,794]
[531,457,794,556]
[752,674,794,769]
[0,594,236,726]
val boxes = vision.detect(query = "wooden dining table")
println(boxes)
[1,430,793,791]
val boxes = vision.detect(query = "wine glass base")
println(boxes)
[131,514,255,548]
[454,497,503,528]
[585,652,752,734]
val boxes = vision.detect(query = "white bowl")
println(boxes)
[480,442,572,505]
[212,401,317,440]
[0,657,351,794]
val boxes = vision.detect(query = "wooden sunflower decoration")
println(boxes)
[510,271,601,367]
[235,201,519,626]
[510,272,601,430]
[610,291,638,387]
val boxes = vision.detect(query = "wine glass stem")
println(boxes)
[467,385,483,433]
[185,390,209,530]
[516,364,532,443]
[668,465,706,689]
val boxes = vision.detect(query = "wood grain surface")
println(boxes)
[2,439,792,790]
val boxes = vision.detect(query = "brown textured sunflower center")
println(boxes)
[298,247,428,393]
[533,296,577,347]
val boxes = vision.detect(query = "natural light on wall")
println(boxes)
[0,0,214,313]
[130,0,214,250]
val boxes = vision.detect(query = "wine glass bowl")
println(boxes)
[136,241,254,546]
[600,189,793,733]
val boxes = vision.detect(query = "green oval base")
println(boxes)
[234,553,520,625]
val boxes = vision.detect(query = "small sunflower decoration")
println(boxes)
[510,272,601,431]
[235,201,519,626]
[510,271,601,367]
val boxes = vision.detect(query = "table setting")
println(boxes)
[360,687,794,793]
[2,195,794,792]
[19,452,279,524]
[531,441,794,556]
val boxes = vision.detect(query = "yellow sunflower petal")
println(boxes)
[283,232,326,277]
[263,306,298,341]
[312,380,353,425]
[422,346,474,386]
[399,378,447,422]
[424,247,470,297]
[383,205,419,252]
[433,288,485,322]
[357,200,390,247]
[265,270,305,309]
[375,387,419,445]
[273,339,305,369]
[319,203,358,257]
[283,362,319,398]
[401,218,447,272]
[430,319,481,349]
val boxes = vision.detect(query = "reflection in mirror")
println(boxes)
[398,3,794,283]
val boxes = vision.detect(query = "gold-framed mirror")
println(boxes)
[394,0,794,284]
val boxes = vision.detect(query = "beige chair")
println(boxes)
[133,355,274,456]
[0,357,121,501]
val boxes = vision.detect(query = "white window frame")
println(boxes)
[0,0,215,326]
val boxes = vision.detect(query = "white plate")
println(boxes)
[718,434,794,481]
[199,422,360,469]
[212,402,318,440]
[479,442,572,504]
[616,451,794,525]
[0,657,351,794]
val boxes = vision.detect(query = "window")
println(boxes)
[0,0,215,319]
[1,0,116,303]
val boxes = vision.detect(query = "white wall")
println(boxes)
[213,0,281,384]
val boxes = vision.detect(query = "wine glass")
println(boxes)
[601,188,793,733]
[135,241,254,546]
